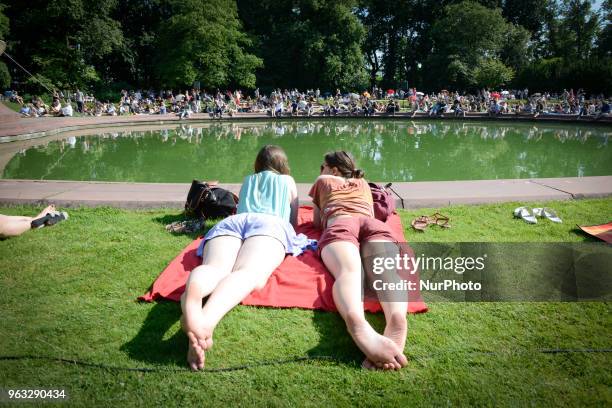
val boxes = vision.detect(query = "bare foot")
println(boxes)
[181,314,214,371]
[35,205,55,219]
[362,313,408,370]
[348,320,407,370]
[383,312,408,352]
[361,358,377,370]
[187,331,205,371]
[180,281,215,346]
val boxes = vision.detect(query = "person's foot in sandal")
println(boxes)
[45,211,68,226]
[30,210,68,229]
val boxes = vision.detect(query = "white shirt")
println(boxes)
[62,104,73,116]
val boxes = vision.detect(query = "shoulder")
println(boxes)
[314,175,345,185]
[242,173,257,184]
[277,173,296,188]
[354,178,370,188]
[279,173,296,183]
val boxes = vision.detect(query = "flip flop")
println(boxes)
[513,206,537,224]
[533,207,562,223]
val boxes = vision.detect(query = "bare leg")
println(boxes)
[0,215,34,237]
[360,240,409,369]
[181,235,242,370]
[321,241,408,370]
[199,236,286,330]
[0,205,56,237]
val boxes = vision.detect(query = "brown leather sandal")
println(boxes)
[411,216,429,231]
[430,212,451,228]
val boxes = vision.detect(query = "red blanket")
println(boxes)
[578,221,612,244]
[140,207,428,314]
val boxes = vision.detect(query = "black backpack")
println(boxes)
[185,180,239,220]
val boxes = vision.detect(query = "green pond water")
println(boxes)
[2,120,611,183]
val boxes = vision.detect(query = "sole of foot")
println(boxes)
[349,321,407,371]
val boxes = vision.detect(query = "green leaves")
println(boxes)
[423,1,526,90]
[473,58,515,89]
[0,61,9,88]
[155,0,262,89]
[0,1,8,39]
[237,0,365,91]
[1,0,610,93]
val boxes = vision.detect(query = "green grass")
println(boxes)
[2,100,21,112]
[0,198,611,406]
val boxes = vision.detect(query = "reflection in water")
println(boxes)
[2,121,611,183]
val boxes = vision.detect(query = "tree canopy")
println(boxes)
[0,1,11,88]
[0,0,609,93]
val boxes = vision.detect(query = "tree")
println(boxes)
[502,0,551,39]
[3,0,124,91]
[0,1,10,88]
[473,58,515,88]
[298,0,367,90]
[108,0,173,88]
[356,0,419,89]
[431,2,507,66]
[425,1,521,90]
[238,0,366,91]
[155,0,262,89]
[559,0,600,60]
[500,23,532,70]
[596,0,611,56]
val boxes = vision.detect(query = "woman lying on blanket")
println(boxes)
[181,145,299,371]
[309,151,409,370]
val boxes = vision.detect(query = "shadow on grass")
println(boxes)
[120,301,185,367]
[570,227,602,242]
[307,309,386,368]
[151,212,213,240]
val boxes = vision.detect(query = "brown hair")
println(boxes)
[323,151,364,179]
[254,145,291,175]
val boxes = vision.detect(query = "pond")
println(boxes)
[2,120,610,183]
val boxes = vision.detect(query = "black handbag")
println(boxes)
[184,180,239,219]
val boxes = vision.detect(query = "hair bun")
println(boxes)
[352,169,365,179]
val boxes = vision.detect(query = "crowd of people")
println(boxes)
[4,86,611,120]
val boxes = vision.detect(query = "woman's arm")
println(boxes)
[308,177,325,230]
[289,177,299,229]
[312,205,321,230]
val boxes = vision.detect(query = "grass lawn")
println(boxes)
[0,198,611,406]
[2,99,21,113]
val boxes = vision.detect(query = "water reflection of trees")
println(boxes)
[2,121,610,183]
